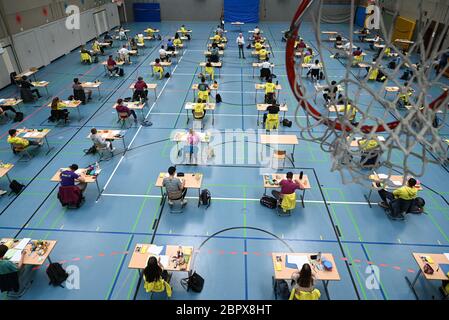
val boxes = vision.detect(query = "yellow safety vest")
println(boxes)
[265,82,276,94]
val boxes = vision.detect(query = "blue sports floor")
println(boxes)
[0,21,448,300]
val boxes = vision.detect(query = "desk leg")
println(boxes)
[77,107,81,121]
[48,255,53,264]
[186,109,190,124]
[291,145,296,164]
[212,109,215,126]
[323,280,331,300]
[176,141,181,158]
[45,86,50,97]
[257,110,260,126]
[198,188,201,207]
[193,89,196,102]
[122,137,127,151]
[5,172,11,184]
[95,179,101,198]
[44,136,53,155]
[364,189,373,208]
[253,68,255,78]
[264,187,267,196]
[154,88,157,101]
[160,186,164,205]
[301,189,306,208]
[272,276,278,300]
[405,269,422,300]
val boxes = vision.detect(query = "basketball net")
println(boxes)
[285,0,449,187]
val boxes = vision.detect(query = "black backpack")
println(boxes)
[164,72,170,78]
[199,189,211,208]
[282,118,292,127]
[260,195,277,209]
[388,61,396,69]
[118,68,124,77]
[9,180,25,194]
[13,112,24,122]
[181,272,204,292]
[46,263,69,287]
[275,280,290,300]
[215,93,222,103]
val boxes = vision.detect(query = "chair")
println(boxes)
[0,271,20,295]
[289,288,321,300]
[272,150,286,169]
[11,143,32,161]
[95,143,113,161]
[80,52,92,64]
[265,113,279,130]
[117,111,132,128]
[58,185,83,208]
[168,198,185,213]
[385,198,414,220]
[278,192,296,216]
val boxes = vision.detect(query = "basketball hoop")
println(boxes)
[286,0,449,186]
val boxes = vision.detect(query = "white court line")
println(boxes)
[150,112,308,118]
[175,73,287,77]
[101,52,186,194]
[101,193,373,205]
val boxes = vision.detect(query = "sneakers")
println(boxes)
[114,74,120,77]
[181,199,188,206]
[110,147,116,152]
[168,200,174,206]
[378,202,389,209]
[0,190,7,196]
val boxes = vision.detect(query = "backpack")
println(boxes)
[46,263,69,287]
[246,44,251,49]
[215,93,222,103]
[275,280,290,300]
[260,195,277,209]
[157,34,162,41]
[181,272,204,292]
[141,120,153,127]
[13,112,24,122]
[282,118,292,127]
[9,180,25,194]
[388,61,396,69]
[199,189,211,208]
[118,68,124,77]
[319,71,325,80]
[409,197,425,214]
[164,72,170,78]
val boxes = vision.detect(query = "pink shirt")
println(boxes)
[187,133,199,145]
[280,179,304,194]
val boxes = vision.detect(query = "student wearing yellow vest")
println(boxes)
[290,263,320,300]
[180,25,191,40]
[213,32,222,44]
[92,39,103,55]
[259,46,268,61]
[173,34,182,47]
[143,256,172,297]
[7,129,41,152]
[254,41,262,52]
[263,78,277,104]
[204,61,215,81]
[193,98,206,120]
[377,178,418,209]
[359,138,381,167]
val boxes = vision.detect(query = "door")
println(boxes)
[422,20,448,58]
[12,30,45,70]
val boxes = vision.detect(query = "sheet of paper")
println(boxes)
[377,174,388,179]
[444,253,449,261]
[75,169,84,175]
[392,180,402,186]
[14,238,31,250]
[5,249,22,263]
[158,255,169,268]
[148,245,164,255]
[287,255,309,270]
[378,136,386,142]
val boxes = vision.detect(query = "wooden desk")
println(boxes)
[0,163,14,184]
[191,83,219,102]
[263,174,311,207]
[185,102,216,126]
[87,129,127,150]
[129,83,158,100]
[272,252,340,299]
[156,172,203,205]
[17,129,52,154]
[113,101,146,119]
[47,100,82,120]
[0,238,57,266]
[256,103,288,126]
[31,81,50,96]
[128,244,194,273]
[406,253,449,300]
[252,62,274,78]
[51,167,102,196]
[81,81,102,97]
[15,69,38,81]
[314,84,343,103]
[365,173,423,207]
[207,43,226,49]
[204,50,224,61]
[0,98,23,112]
[172,131,212,157]
[255,83,282,103]
[260,134,299,164]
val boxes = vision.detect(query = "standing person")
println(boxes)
[236,33,245,59]
[186,128,200,164]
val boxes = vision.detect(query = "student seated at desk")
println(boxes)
[159,45,169,62]
[143,256,172,297]
[271,172,305,203]
[198,78,210,103]
[290,263,320,300]
[60,164,87,194]
[118,27,127,40]
[215,25,224,36]
[302,48,313,64]
[163,166,188,205]
[204,61,215,81]
[107,55,120,77]
[358,138,382,167]
[167,38,175,52]
[49,97,69,123]
[323,81,338,103]
[19,76,42,99]
[209,43,220,63]
[116,98,138,123]
[153,58,164,80]
[263,103,280,130]
[92,39,104,55]
[198,76,210,92]
[173,34,182,47]
[254,41,263,52]
[145,27,156,38]
[180,25,191,40]
[396,82,413,108]
[254,26,260,34]
[73,78,92,104]
[0,244,34,297]
[133,77,148,101]
[192,98,207,120]
[260,58,272,81]
[369,34,381,50]
[377,178,418,209]
[258,46,269,61]
[308,60,321,81]
[90,128,114,151]
[129,37,138,52]
[80,45,93,64]
[335,34,343,47]
[253,33,262,44]
[103,31,113,46]
[263,78,277,104]
[212,32,222,44]
[7,129,42,153]
[295,38,307,51]
[118,45,131,64]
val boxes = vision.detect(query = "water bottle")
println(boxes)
[95,161,100,172]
